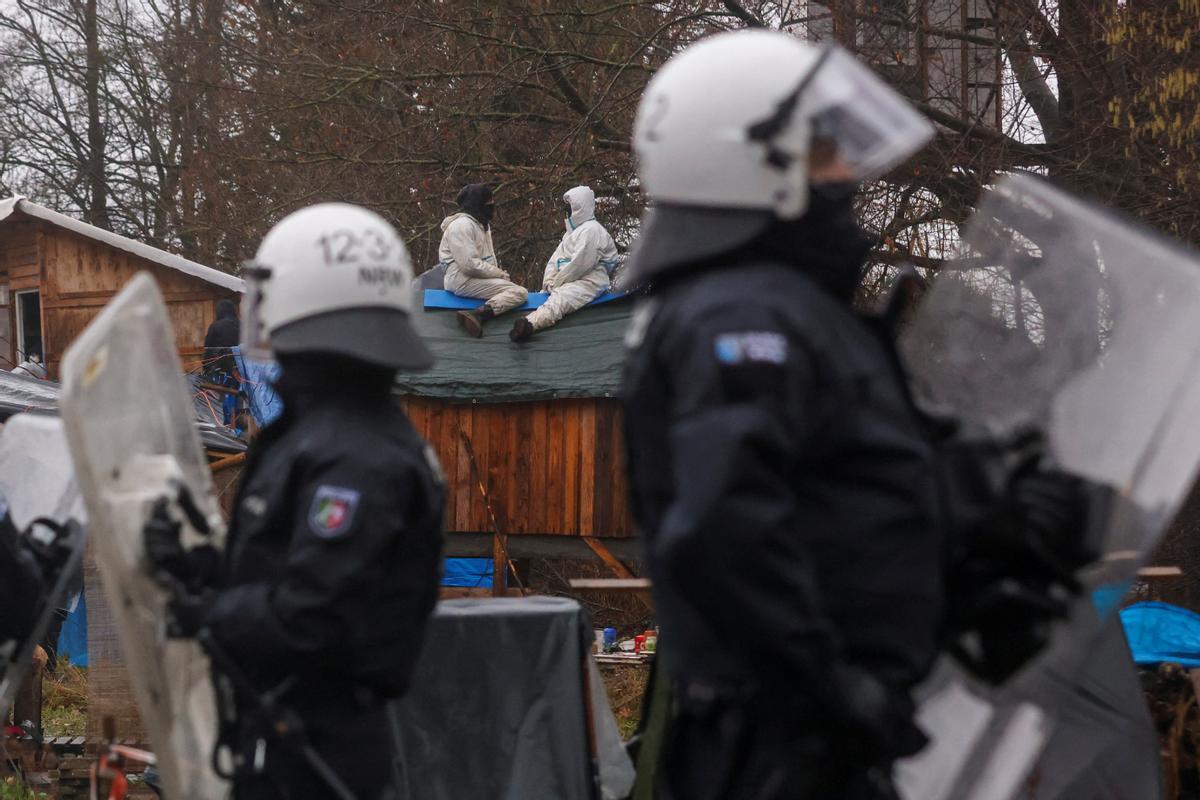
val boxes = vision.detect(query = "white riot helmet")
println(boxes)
[242,203,433,370]
[630,31,933,279]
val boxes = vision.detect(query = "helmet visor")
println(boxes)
[801,46,934,181]
[239,261,272,360]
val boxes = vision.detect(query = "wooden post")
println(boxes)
[457,427,525,597]
[492,534,506,598]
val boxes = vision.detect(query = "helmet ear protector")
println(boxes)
[240,262,272,359]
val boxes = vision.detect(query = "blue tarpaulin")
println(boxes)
[234,347,283,428]
[442,558,495,588]
[1119,601,1200,667]
[56,591,87,667]
[423,289,625,311]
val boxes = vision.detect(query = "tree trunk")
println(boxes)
[83,0,110,230]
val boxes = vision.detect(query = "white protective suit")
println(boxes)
[438,212,529,314]
[527,186,618,331]
[10,357,46,380]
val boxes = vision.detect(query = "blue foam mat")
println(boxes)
[423,289,626,311]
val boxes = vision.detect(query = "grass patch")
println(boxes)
[598,664,649,741]
[40,658,86,738]
[0,777,48,799]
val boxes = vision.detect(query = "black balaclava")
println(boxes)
[215,298,237,321]
[456,184,496,229]
[273,352,396,418]
[738,181,875,304]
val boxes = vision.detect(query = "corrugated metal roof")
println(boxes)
[0,196,244,293]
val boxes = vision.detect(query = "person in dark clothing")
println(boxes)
[203,298,242,427]
[2,497,81,730]
[204,298,241,379]
[0,502,46,656]
[146,203,444,800]
[622,32,1091,800]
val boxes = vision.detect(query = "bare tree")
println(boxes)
[1,0,1196,277]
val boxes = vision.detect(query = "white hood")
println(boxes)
[564,186,596,231]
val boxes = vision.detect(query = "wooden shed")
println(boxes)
[0,197,243,378]
[397,297,638,569]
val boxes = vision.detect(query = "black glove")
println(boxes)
[166,590,211,638]
[829,664,927,763]
[948,460,1100,684]
[1010,466,1097,583]
[144,496,191,587]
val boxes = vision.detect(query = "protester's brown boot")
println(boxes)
[509,317,535,342]
[457,305,495,338]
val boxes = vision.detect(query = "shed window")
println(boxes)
[15,289,43,363]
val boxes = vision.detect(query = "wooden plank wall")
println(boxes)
[402,396,633,538]
[1,221,237,379]
[0,220,40,368]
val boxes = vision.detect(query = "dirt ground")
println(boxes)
[598,663,650,740]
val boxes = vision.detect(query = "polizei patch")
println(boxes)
[308,486,361,538]
[713,331,787,365]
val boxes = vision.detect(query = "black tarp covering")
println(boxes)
[394,298,632,403]
[0,370,245,453]
[391,597,634,800]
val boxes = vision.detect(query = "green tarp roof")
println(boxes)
[394,299,633,402]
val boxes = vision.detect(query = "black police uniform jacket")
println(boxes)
[203,390,445,700]
[623,260,945,707]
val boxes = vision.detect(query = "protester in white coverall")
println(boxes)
[439,183,529,337]
[509,186,617,342]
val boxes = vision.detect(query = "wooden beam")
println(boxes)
[208,452,246,474]
[581,536,651,609]
[1139,566,1183,580]
[198,381,238,396]
[442,531,641,560]
[581,536,635,579]
[569,578,651,591]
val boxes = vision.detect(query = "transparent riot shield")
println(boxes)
[0,414,86,722]
[895,173,1200,799]
[59,273,229,799]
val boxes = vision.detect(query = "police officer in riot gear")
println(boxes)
[622,31,1091,800]
[1,493,82,728]
[0,503,47,653]
[145,203,444,799]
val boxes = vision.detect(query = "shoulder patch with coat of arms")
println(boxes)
[308,485,361,539]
